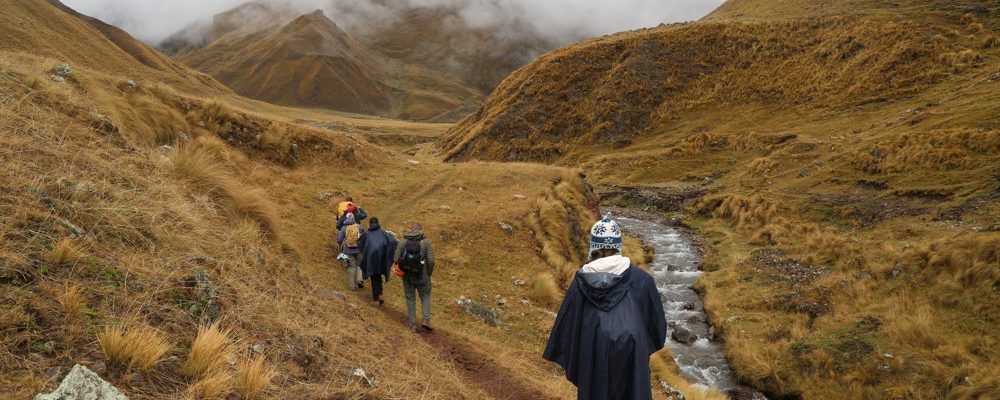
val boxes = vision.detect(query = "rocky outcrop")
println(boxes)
[34,364,128,400]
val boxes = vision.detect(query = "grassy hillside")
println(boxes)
[439,0,1000,398]
[0,2,608,399]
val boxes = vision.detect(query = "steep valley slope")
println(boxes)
[0,1,616,399]
[441,0,1000,398]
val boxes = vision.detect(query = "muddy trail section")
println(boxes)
[377,306,551,400]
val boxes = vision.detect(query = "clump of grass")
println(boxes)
[234,355,276,399]
[171,145,282,240]
[47,238,85,266]
[984,35,998,49]
[528,272,561,307]
[910,233,1000,288]
[697,194,781,229]
[202,100,234,126]
[57,285,85,321]
[181,322,232,378]
[187,371,233,400]
[97,323,172,371]
[526,173,594,286]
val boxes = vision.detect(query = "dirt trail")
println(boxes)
[376,306,552,400]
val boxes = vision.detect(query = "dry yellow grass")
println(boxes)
[233,355,276,399]
[181,322,232,379]
[56,284,85,321]
[186,371,233,400]
[528,272,561,307]
[47,238,85,266]
[171,144,282,240]
[97,323,172,371]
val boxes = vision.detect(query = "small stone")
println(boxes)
[251,343,265,354]
[519,300,531,306]
[315,289,346,301]
[318,192,334,201]
[177,131,189,141]
[499,222,515,235]
[44,367,65,382]
[883,353,894,359]
[439,205,452,211]
[59,219,86,237]
[495,295,507,306]
[351,368,378,388]
[126,80,136,90]
[512,278,526,286]
[251,249,266,269]
[407,159,421,165]
[512,194,527,200]
[855,270,873,282]
[88,361,106,376]
[659,381,686,400]
[726,387,767,400]
[50,64,72,77]
[671,326,697,345]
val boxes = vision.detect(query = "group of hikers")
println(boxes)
[333,196,436,333]
[332,195,668,399]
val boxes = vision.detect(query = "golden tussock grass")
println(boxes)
[527,272,561,307]
[56,284,85,321]
[181,322,232,378]
[984,35,999,49]
[186,371,233,400]
[202,100,234,126]
[47,238,85,266]
[234,355,276,399]
[525,173,594,286]
[171,144,282,240]
[697,194,782,230]
[911,233,1000,288]
[727,337,788,394]
[98,323,172,371]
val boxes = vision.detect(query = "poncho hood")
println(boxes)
[577,267,633,312]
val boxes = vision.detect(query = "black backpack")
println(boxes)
[400,239,424,277]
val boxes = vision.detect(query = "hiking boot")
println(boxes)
[408,323,418,333]
[421,320,434,333]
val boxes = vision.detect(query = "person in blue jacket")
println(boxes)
[543,213,667,400]
[358,217,398,306]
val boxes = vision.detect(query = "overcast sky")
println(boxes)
[62,0,725,45]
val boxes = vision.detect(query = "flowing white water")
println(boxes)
[617,216,740,391]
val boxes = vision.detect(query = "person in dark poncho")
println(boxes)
[358,218,398,306]
[543,213,667,400]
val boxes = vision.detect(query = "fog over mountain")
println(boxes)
[61,0,725,45]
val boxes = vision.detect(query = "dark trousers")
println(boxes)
[371,272,384,301]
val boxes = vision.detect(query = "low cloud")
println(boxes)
[61,0,724,45]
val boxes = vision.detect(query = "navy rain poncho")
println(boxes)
[357,221,398,281]
[543,265,667,400]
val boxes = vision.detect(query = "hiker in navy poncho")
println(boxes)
[544,213,667,400]
[358,218,398,305]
